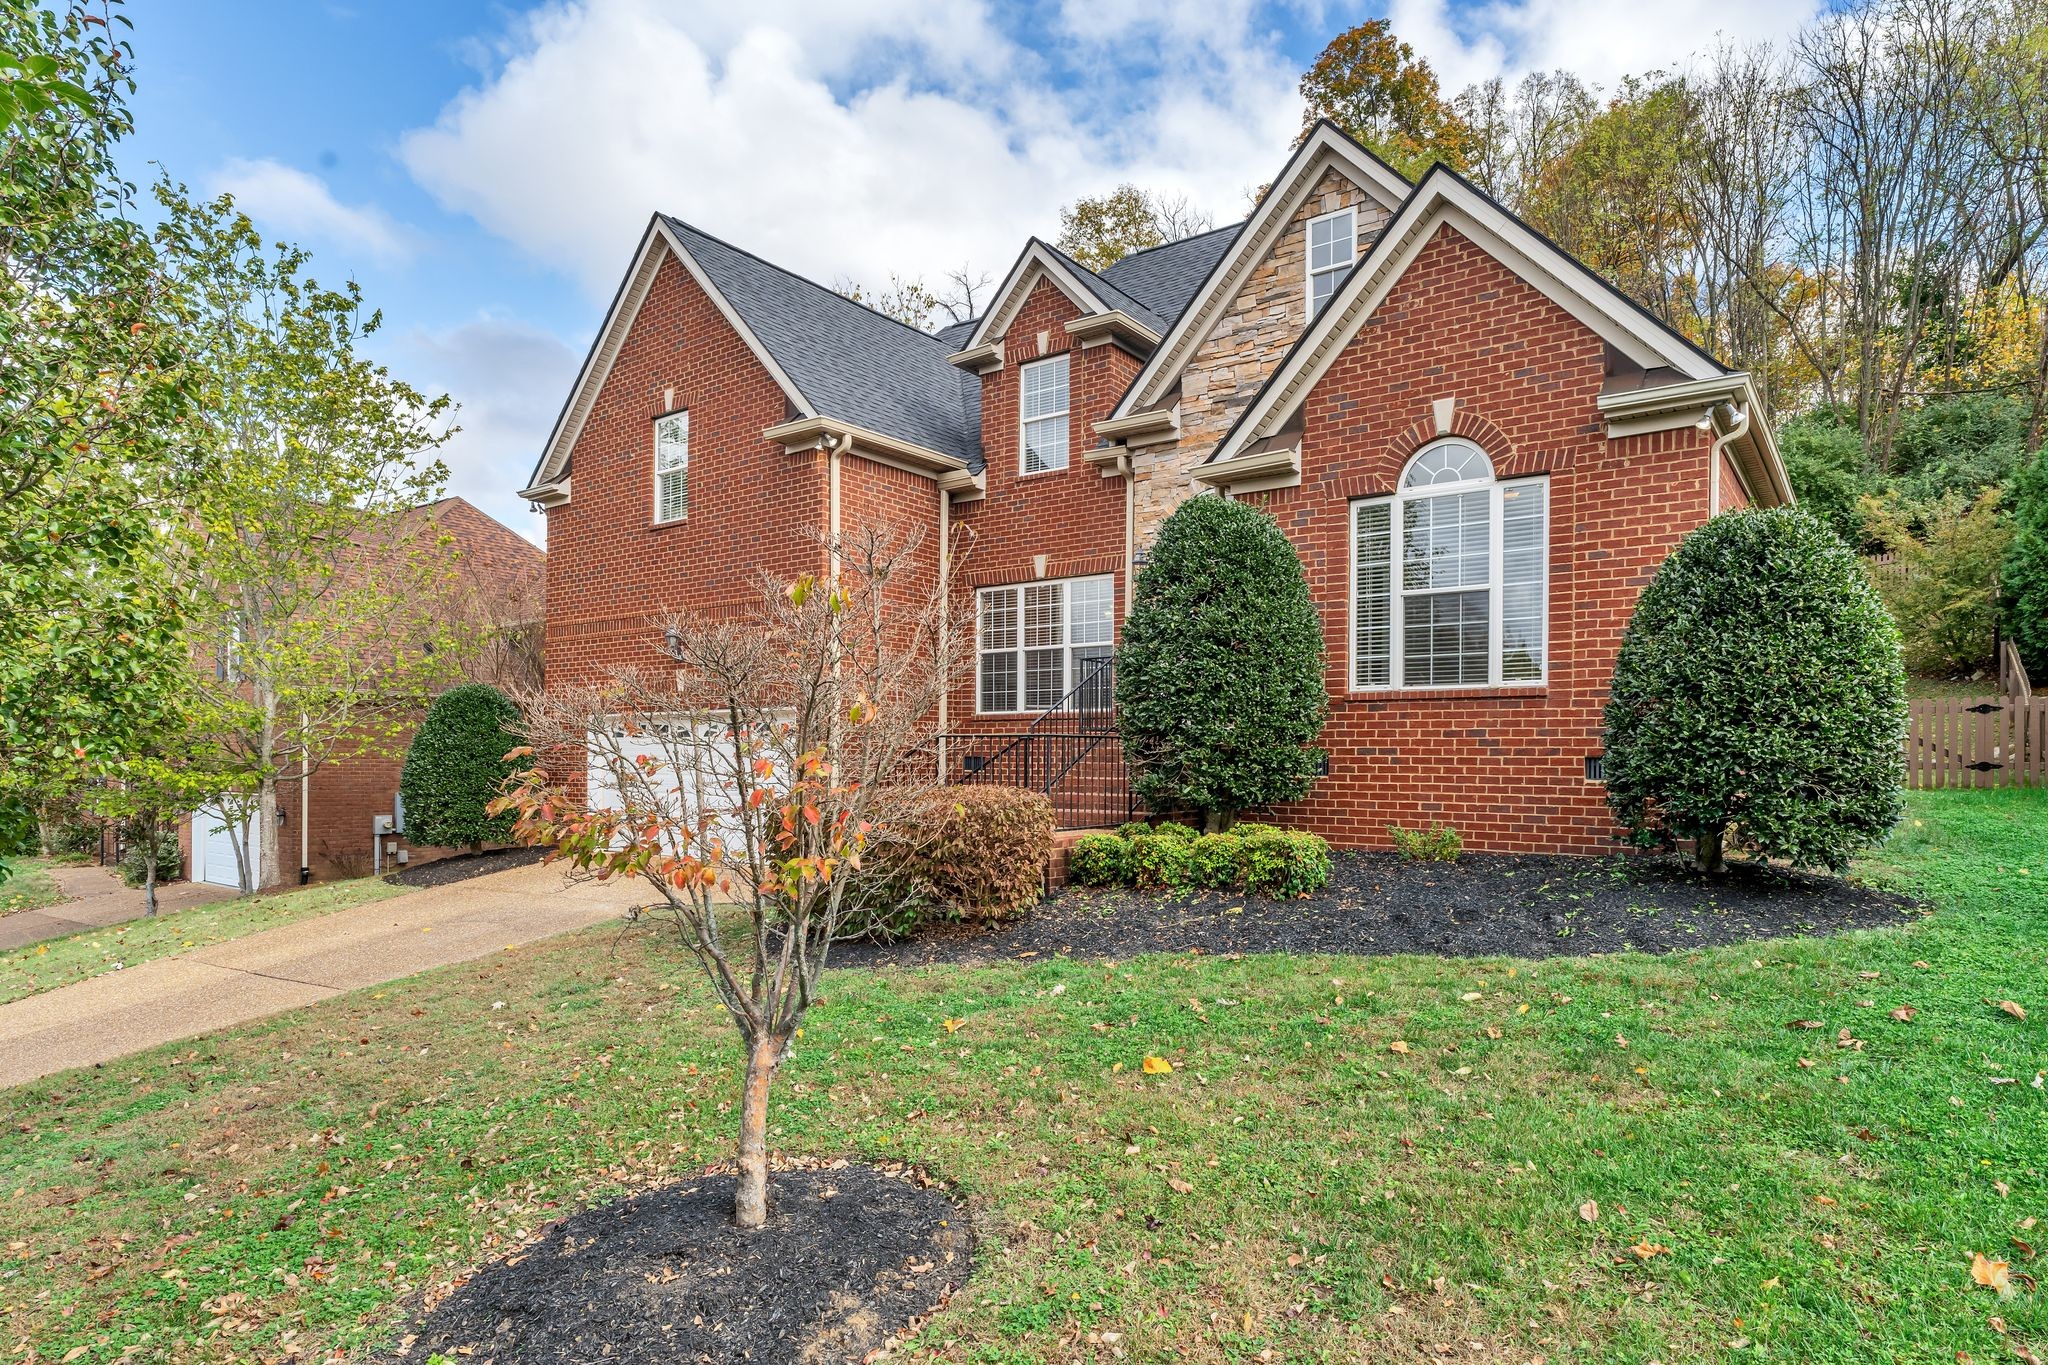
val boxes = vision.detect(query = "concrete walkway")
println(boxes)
[0,861,646,1089]
[0,863,234,952]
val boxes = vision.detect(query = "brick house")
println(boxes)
[182,496,546,888]
[521,122,1791,853]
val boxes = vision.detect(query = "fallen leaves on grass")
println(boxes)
[1579,1200,1599,1223]
[1788,1019,1824,1030]
[1388,1041,1412,1055]
[1972,1252,2014,1297]
[1141,1056,1173,1075]
[1630,1242,1671,1260]
[1998,1000,2027,1022]
[941,1018,964,1035]
[1890,1006,1918,1022]
[1167,1176,1194,1195]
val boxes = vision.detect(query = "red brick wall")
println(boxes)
[1236,223,1718,853]
[543,249,830,696]
[1718,449,1750,512]
[950,277,1138,729]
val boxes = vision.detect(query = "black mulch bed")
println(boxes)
[384,845,546,890]
[832,851,1924,969]
[391,1163,969,1365]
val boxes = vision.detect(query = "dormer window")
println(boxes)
[654,410,688,522]
[1307,208,1356,318]
[1020,354,1070,474]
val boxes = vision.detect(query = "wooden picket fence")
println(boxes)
[1906,692,2047,788]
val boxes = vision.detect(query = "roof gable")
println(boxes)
[525,216,981,495]
[961,238,1150,351]
[1097,222,1241,325]
[1211,165,1729,464]
[1108,121,1413,423]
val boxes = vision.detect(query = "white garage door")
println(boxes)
[192,808,253,890]
[587,717,763,852]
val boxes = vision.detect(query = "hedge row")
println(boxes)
[1069,821,1332,898]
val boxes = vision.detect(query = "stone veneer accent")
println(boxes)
[1129,168,1393,548]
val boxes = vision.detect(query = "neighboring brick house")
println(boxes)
[521,122,1791,853]
[182,497,546,888]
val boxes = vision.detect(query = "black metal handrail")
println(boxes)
[940,655,1136,828]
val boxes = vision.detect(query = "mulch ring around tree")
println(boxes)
[835,851,1926,969]
[384,845,546,890]
[388,1159,970,1365]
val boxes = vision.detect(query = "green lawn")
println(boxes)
[0,856,66,916]
[0,875,407,1007]
[3,788,2044,1363]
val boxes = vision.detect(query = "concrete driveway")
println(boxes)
[0,863,234,952]
[0,860,647,1089]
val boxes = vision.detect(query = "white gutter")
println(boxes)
[1707,401,1751,518]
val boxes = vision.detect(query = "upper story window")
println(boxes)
[1351,438,1548,690]
[654,410,689,522]
[1020,354,1070,474]
[1307,208,1357,318]
[977,574,1114,713]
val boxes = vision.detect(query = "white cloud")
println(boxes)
[210,157,418,264]
[396,0,1299,301]
[1391,0,1824,92]
[387,316,583,545]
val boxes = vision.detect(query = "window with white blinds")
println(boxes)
[1020,355,1070,474]
[977,574,1114,712]
[654,411,689,522]
[1351,439,1548,689]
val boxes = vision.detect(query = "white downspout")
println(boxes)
[937,483,950,774]
[1119,447,1136,611]
[298,712,310,885]
[826,433,843,584]
[1707,402,1750,518]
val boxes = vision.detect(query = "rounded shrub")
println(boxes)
[1114,820,1153,842]
[399,684,525,850]
[1603,506,1906,872]
[877,787,1054,929]
[1129,832,1194,891]
[1151,820,1200,844]
[1186,832,1247,889]
[1117,497,1327,831]
[1068,832,1134,887]
[1241,828,1332,897]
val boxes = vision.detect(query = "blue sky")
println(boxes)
[117,0,1818,544]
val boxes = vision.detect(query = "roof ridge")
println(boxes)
[1100,218,1246,268]
[661,214,953,349]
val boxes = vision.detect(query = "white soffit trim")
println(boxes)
[1109,122,1412,423]
[1215,170,1724,464]
[527,216,815,490]
[962,241,1115,352]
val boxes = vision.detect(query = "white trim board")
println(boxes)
[962,240,1120,353]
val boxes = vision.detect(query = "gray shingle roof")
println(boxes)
[1039,241,1168,335]
[1099,222,1242,327]
[662,217,982,470]
[933,317,979,351]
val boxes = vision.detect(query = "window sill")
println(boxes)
[1344,684,1549,703]
[652,516,688,527]
[1017,464,1071,479]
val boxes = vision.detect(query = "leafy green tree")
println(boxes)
[1776,411,1874,544]
[2002,448,2048,679]
[1055,185,1213,272]
[1889,393,2032,505]
[1117,497,1327,832]
[399,685,523,850]
[1298,20,1476,177]
[1604,507,1905,873]
[1863,486,2013,677]
[164,183,462,890]
[0,0,198,836]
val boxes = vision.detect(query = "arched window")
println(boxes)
[1350,438,1549,688]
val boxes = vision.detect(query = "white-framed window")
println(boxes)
[977,574,1114,712]
[654,410,689,522]
[1020,354,1070,474]
[1350,438,1548,690]
[1307,207,1357,318]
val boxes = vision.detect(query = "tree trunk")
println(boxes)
[734,1030,786,1229]
[258,776,280,892]
[143,834,159,918]
[1696,825,1727,875]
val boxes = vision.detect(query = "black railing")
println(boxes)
[941,655,1137,828]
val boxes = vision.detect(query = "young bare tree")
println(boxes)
[493,525,966,1228]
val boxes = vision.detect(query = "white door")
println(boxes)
[193,807,253,890]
